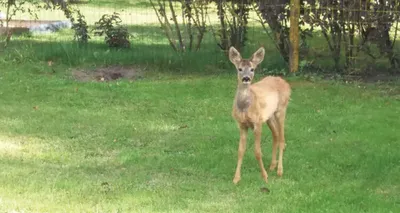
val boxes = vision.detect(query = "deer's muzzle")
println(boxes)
[242,76,251,83]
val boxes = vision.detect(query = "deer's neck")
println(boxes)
[235,84,252,112]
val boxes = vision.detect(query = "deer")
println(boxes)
[228,46,291,184]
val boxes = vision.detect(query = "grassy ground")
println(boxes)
[1,40,400,212]
[0,1,399,212]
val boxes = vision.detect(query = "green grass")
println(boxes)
[1,47,400,212]
[0,23,288,73]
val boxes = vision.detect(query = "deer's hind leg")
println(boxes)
[275,108,287,177]
[267,115,279,171]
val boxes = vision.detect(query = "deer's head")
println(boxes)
[229,46,265,85]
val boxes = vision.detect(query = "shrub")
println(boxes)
[94,12,131,49]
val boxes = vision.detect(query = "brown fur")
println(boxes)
[229,46,291,184]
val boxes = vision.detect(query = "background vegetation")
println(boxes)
[1,0,400,74]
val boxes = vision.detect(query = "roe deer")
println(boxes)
[229,46,291,184]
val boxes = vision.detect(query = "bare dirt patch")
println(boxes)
[72,65,143,82]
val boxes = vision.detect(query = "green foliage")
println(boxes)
[214,0,252,53]
[61,5,90,45]
[71,10,90,44]
[93,12,131,48]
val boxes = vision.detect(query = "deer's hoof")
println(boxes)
[277,168,283,177]
[269,163,277,171]
[233,176,241,184]
[262,175,269,184]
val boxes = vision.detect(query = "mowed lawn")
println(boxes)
[0,60,399,212]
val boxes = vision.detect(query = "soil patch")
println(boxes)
[72,65,143,82]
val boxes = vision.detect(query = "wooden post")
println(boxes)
[289,0,300,72]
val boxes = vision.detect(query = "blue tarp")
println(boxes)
[29,20,72,34]
[0,11,72,34]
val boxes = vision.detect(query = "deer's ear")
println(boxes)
[229,46,242,66]
[250,47,265,66]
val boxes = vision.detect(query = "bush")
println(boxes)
[94,12,131,49]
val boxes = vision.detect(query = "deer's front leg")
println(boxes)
[254,123,268,184]
[233,125,248,184]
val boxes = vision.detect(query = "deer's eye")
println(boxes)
[250,68,254,72]
[238,68,243,72]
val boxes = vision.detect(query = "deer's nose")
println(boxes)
[242,76,251,82]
